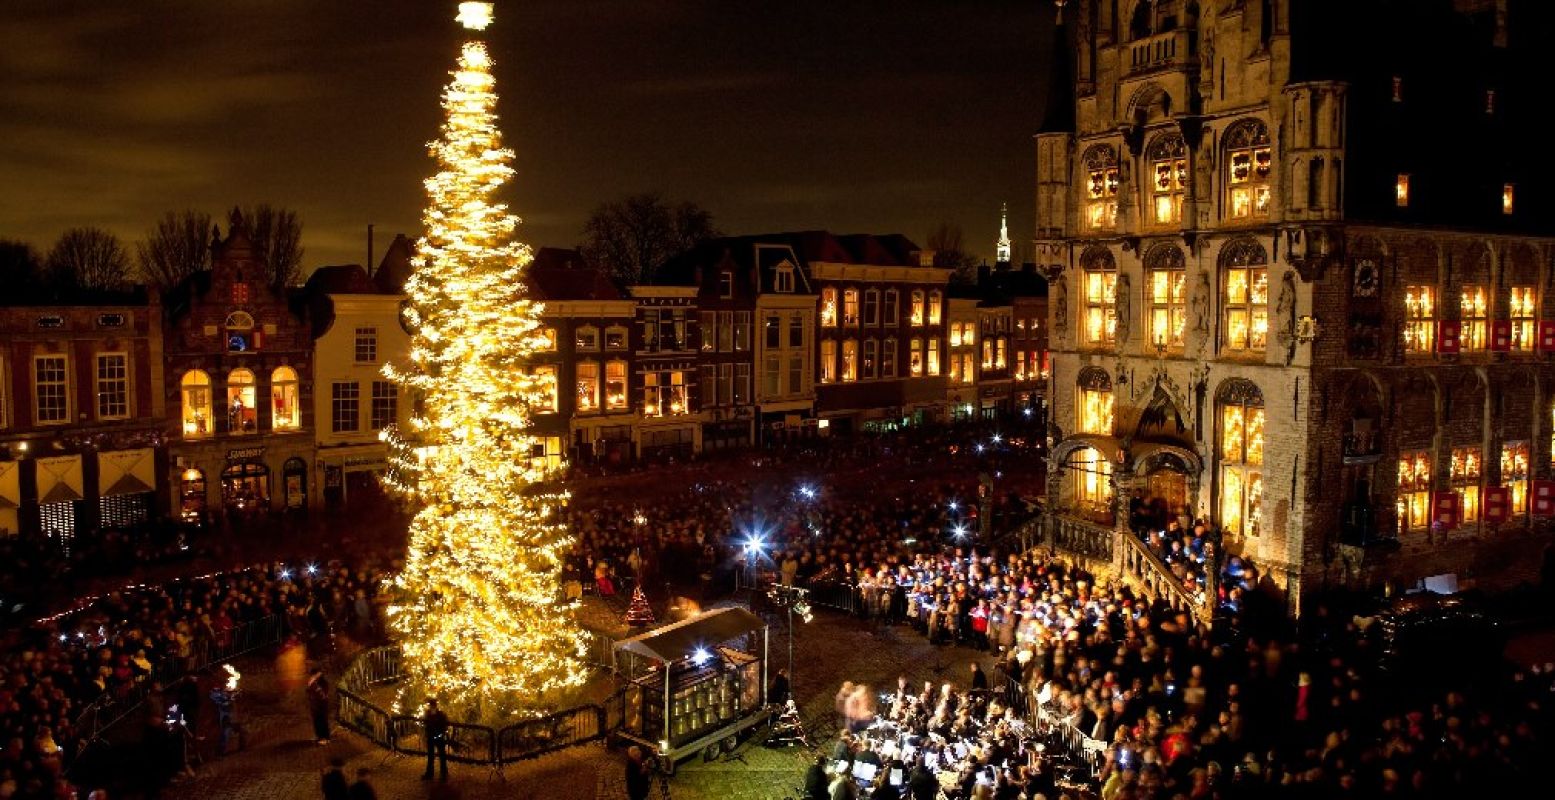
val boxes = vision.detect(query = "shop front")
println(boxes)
[96,448,158,529]
[702,415,752,452]
[640,422,698,461]
[318,447,386,508]
[0,460,20,536]
[221,457,270,517]
[35,455,84,548]
[572,422,634,466]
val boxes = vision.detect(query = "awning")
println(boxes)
[98,448,157,496]
[0,461,19,536]
[614,607,765,663]
[35,455,83,504]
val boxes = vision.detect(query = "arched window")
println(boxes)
[1221,239,1269,352]
[225,311,256,353]
[841,339,858,382]
[271,366,299,430]
[911,291,926,326]
[227,368,257,434]
[1083,145,1120,229]
[1082,246,1117,346]
[181,370,213,437]
[1068,447,1114,522]
[1147,134,1188,224]
[1146,244,1186,349]
[927,291,943,326]
[1224,119,1272,219]
[843,289,860,326]
[225,311,254,330]
[1077,367,1114,435]
[1217,379,1264,538]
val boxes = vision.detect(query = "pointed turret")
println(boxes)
[996,203,1013,266]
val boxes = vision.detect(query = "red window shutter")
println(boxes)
[1490,320,1512,352]
[1430,491,1461,529]
[1481,486,1510,523]
[253,330,263,350]
[1436,321,1461,354]
[1532,480,1555,517]
[1539,321,1555,352]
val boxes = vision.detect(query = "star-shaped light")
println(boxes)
[457,2,493,31]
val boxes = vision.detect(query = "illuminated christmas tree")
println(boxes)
[383,1,586,717]
[624,585,655,627]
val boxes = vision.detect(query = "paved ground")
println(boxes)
[150,602,993,800]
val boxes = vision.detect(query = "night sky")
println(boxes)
[0,1,1056,274]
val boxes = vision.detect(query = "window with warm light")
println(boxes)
[996,337,1007,369]
[642,370,687,416]
[1219,395,1265,538]
[576,325,599,351]
[271,366,299,430]
[228,369,258,434]
[981,339,993,368]
[537,327,557,351]
[1451,446,1482,523]
[962,323,974,347]
[1397,450,1433,530]
[576,361,600,412]
[95,353,129,420]
[1396,174,1410,207]
[1223,266,1268,351]
[1149,260,1186,350]
[841,339,858,382]
[1085,267,1117,346]
[821,340,837,383]
[1084,145,1120,229]
[863,289,879,326]
[951,323,963,348]
[225,311,255,353]
[821,288,838,327]
[1503,441,1529,516]
[909,338,923,376]
[911,291,926,326]
[1511,287,1536,352]
[734,311,752,351]
[1069,447,1114,521]
[1503,183,1515,215]
[843,289,859,326]
[882,338,897,378]
[1225,120,1272,219]
[604,326,628,350]
[181,370,212,436]
[605,360,627,410]
[927,338,941,376]
[1149,135,1187,224]
[884,289,900,326]
[1078,387,1113,435]
[863,339,877,379]
[531,367,557,413]
[370,381,398,430]
[928,291,943,326]
[1461,286,1487,351]
[961,353,975,384]
[1403,286,1436,353]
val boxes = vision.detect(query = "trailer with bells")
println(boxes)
[613,607,772,773]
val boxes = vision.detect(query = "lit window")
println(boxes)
[531,367,557,413]
[645,372,664,416]
[883,289,900,326]
[841,339,858,382]
[33,355,69,425]
[1503,183,1515,215]
[1147,246,1186,349]
[821,340,837,383]
[928,291,943,326]
[370,381,397,430]
[1079,387,1113,435]
[575,326,599,351]
[577,361,600,412]
[605,360,628,410]
[1224,266,1268,351]
[863,339,878,379]
[1149,135,1187,225]
[863,289,879,326]
[536,327,557,351]
[699,312,716,351]
[1219,393,1265,538]
[881,338,897,378]
[843,290,859,326]
[718,311,733,351]
[228,369,258,434]
[1511,287,1536,352]
[1085,267,1117,346]
[271,367,300,430]
[604,326,628,350]
[734,311,752,351]
[354,327,377,363]
[950,323,963,348]
[1397,451,1433,530]
[95,353,129,420]
[329,380,358,433]
[225,311,256,353]
[821,288,838,327]
[1084,145,1120,229]
[1503,441,1529,517]
[982,339,993,369]
[181,370,212,436]
[1396,174,1410,207]
[1225,119,1272,219]
[1461,286,1487,351]
[996,337,1006,369]
[911,291,926,326]
[909,338,923,376]
[1068,447,1114,521]
[1403,286,1436,354]
[961,352,975,384]
[927,338,940,376]
[1451,447,1482,523]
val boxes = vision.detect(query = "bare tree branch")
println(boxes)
[46,227,132,291]
[580,193,720,285]
[244,204,305,288]
[136,210,213,290]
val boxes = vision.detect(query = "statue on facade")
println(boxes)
[1277,271,1297,364]
[1189,271,1211,348]
[1053,276,1070,344]
[1115,273,1132,347]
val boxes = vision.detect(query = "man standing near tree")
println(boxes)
[306,668,332,745]
[421,699,449,781]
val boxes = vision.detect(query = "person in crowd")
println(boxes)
[421,698,450,781]
[624,745,653,800]
[321,757,349,800]
[346,767,377,800]
[770,667,791,708]
[803,754,831,800]
[306,668,332,745]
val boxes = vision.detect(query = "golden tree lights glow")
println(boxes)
[382,24,587,717]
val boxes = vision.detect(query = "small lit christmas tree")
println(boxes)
[383,1,586,717]
[624,585,655,627]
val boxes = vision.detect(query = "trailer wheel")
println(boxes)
[702,741,722,762]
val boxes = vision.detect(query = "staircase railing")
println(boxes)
[1119,534,1213,626]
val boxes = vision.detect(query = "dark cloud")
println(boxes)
[1,0,1052,271]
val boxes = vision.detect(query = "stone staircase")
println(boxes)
[1041,514,1216,629]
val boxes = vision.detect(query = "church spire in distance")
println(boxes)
[996,202,1012,265]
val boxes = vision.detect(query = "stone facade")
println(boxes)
[1039,0,1555,608]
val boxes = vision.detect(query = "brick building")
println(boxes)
[164,212,316,524]
[0,291,166,539]
[1038,0,1555,608]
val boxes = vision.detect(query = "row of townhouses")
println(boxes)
[0,215,1047,538]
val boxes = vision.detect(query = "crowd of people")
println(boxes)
[0,560,391,798]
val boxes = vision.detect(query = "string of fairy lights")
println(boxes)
[380,1,588,717]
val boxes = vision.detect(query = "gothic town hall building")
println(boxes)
[1037,0,1555,610]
